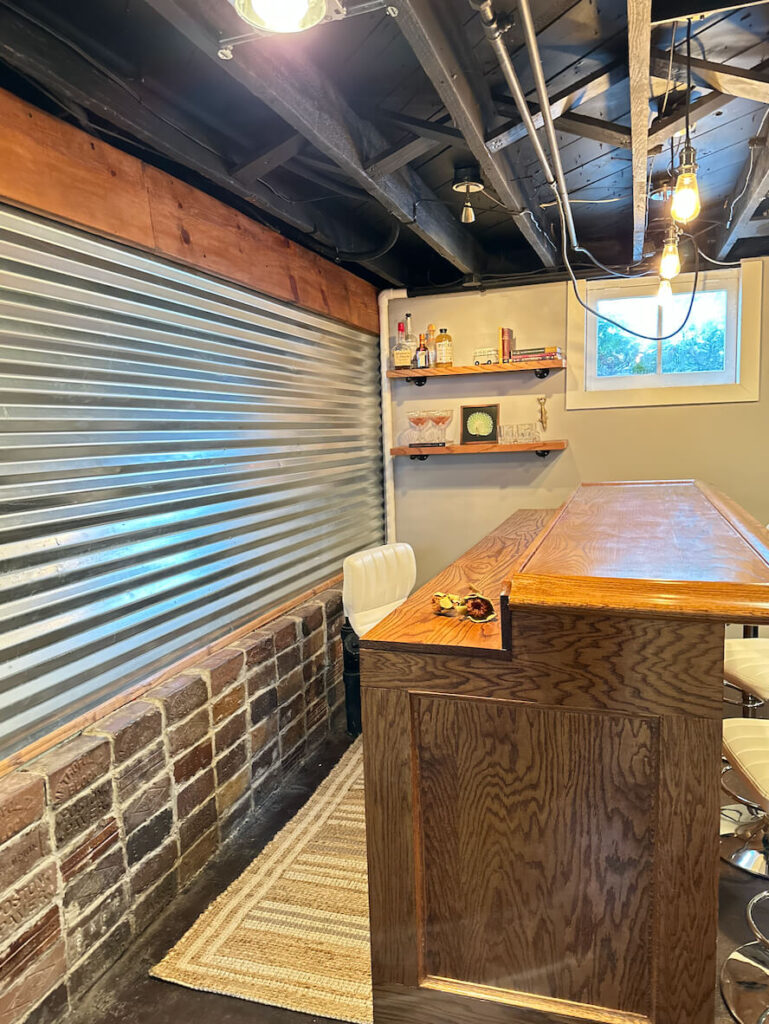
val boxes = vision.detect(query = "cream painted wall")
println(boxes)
[386,261,769,586]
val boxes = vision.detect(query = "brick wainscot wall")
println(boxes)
[0,590,345,1024]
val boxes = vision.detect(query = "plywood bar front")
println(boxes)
[360,481,769,1024]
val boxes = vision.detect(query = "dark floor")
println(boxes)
[65,730,762,1024]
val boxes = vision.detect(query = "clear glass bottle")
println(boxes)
[404,313,417,366]
[435,328,454,367]
[392,321,412,369]
[426,323,437,364]
[415,333,430,370]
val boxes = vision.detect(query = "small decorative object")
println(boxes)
[432,592,467,617]
[537,395,548,432]
[473,347,499,366]
[498,424,516,444]
[516,422,541,444]
[498,327,515,363]
[461,404,499,444]
[465,593,496,622]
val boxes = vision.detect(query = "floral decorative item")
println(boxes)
[432,592,468,616]
[460,404,499,444]
[431,591,495,622]
[465,593,496,622]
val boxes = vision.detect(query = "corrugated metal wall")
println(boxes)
[0,204,384,760]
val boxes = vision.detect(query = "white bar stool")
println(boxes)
[722,718,769,879]
[341,543,416,735]
[725,637,769,717]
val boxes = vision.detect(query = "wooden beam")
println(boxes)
[651,48,769,105]
[0,89,380,332]
[231,131,304,184]
[716,135,769,257]
[647,88,733,149]
[652,0,768,23]
[488,60,627,153]
[555,111,632,149]
[367,108,464,144]
[144,0,487,276]
[365,136,440,176]
[628,0,653,261]
[394,0,557,267]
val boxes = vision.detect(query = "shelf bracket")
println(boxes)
[405,376,427,386]
[534,368,551,380]
[409,454,430,461]
[535,450,551,458]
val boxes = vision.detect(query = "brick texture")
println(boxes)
[0,588,344,1024]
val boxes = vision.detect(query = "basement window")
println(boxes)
[565,261,763,409]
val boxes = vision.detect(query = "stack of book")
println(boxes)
[508,346,563,364]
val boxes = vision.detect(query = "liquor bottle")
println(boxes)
[435,328,454,367]
[404,313,417,366]
[392,321,412,369]
[415,333,430,369]
[426,323,437,364]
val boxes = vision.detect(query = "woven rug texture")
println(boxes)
[151,740,372,1024]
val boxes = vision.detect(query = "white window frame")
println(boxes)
[566,258,763,410]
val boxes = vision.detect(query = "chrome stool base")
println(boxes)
[723,804,760,837]
[722,892,769,1024]
[721,812,769,879]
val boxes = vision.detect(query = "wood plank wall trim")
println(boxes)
[0,88,380,333]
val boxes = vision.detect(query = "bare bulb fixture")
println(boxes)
[452,165,484,227]
[461,187,476,224]
[659,225,681,281]
[671,155,701,225]
[657,277,673,307]
[233,0,327,33]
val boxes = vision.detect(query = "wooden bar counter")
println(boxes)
[359,481,769,1024]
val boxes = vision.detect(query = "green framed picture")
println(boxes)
[460,404,499,444]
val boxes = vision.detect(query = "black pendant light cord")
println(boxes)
[685,20,692,152]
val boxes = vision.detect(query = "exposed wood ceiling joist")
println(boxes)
[365,135,441,176]
[231,131,304,185]
[650,48,769,105]
[0,3,404,284]
[628,0,653,261]
[143,0,487,276]
[488,60,628,152]
[717,134,769,256]
[363,110,461,175]
[394,0,557,267]
[647,88,732,149]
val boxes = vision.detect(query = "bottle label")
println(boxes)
[435,341,453,365]
[393,349,412,368]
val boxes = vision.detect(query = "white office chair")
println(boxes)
[341,543,416,735]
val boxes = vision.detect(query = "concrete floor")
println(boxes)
[65,729,763,1024]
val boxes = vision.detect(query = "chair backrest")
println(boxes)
[343,543,417,637]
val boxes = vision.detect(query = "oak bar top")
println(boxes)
[505,481,769,623]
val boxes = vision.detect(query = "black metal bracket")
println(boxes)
[534,368,551,379]
[409,454,430,460]
[405,376,427,386]
[535,450,551,458]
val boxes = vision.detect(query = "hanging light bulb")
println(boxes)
[657,277,673,307]
[671,146,701,224]
[233,0,327,33]
[671,20,702,225]
[659,224,681,281]
[461,185,476,224]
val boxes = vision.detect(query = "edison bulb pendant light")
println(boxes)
[657,277,673,307]
[659,223,681,281]
[233,0,327,33]
[671,166,701,225]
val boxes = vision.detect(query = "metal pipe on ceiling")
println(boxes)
[469,0,578,250]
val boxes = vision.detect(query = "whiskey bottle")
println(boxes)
[435,328,454,367]
[392,321,412,369]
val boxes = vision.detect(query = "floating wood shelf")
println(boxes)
[386,359,566,384]
[391,441,568,460]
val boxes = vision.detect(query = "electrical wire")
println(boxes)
[726,107,769,229]
[555,194,701,342]
[697,247,741,268]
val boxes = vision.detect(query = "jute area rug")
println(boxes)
[151,740,373,1024]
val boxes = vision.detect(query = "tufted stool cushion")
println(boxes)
[723,718,769,812]
[343,543,416,638]
[725,638,769,702]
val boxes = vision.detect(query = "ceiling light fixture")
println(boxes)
[671,21,702,225]
[452,165,484,226]
[657,277,673,307]
[659,223,681,281]
[231,0,328,33]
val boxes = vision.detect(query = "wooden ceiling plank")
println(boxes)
[365,136,441,177]
[231,131,304,184]
[716,129,769,257]
[367,108,465,143]
[628,0,654,261]
[143,0,487,276]
[555,111,632,149]
[651,48,769,105]
[394,0,557,268]
[647,88,733,149]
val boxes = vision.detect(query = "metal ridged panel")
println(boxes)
[0,204,384,759]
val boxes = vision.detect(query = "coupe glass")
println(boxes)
[407,409,430,445]
[428,408,453,445]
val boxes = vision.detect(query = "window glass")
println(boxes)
[660,289,727,374]
[595,296,659,377]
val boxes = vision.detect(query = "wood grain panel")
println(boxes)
[360,508,556,654]
[373,981,652,1024]
[386,359,566,379]
[361,609,724,721]
[653,715,720,1024]
[361,686,420,988]
[0,87,154,249]
[414,695,657,1015]
[0,88,379,333]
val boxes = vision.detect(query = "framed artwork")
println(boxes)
[460,403,499,444]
